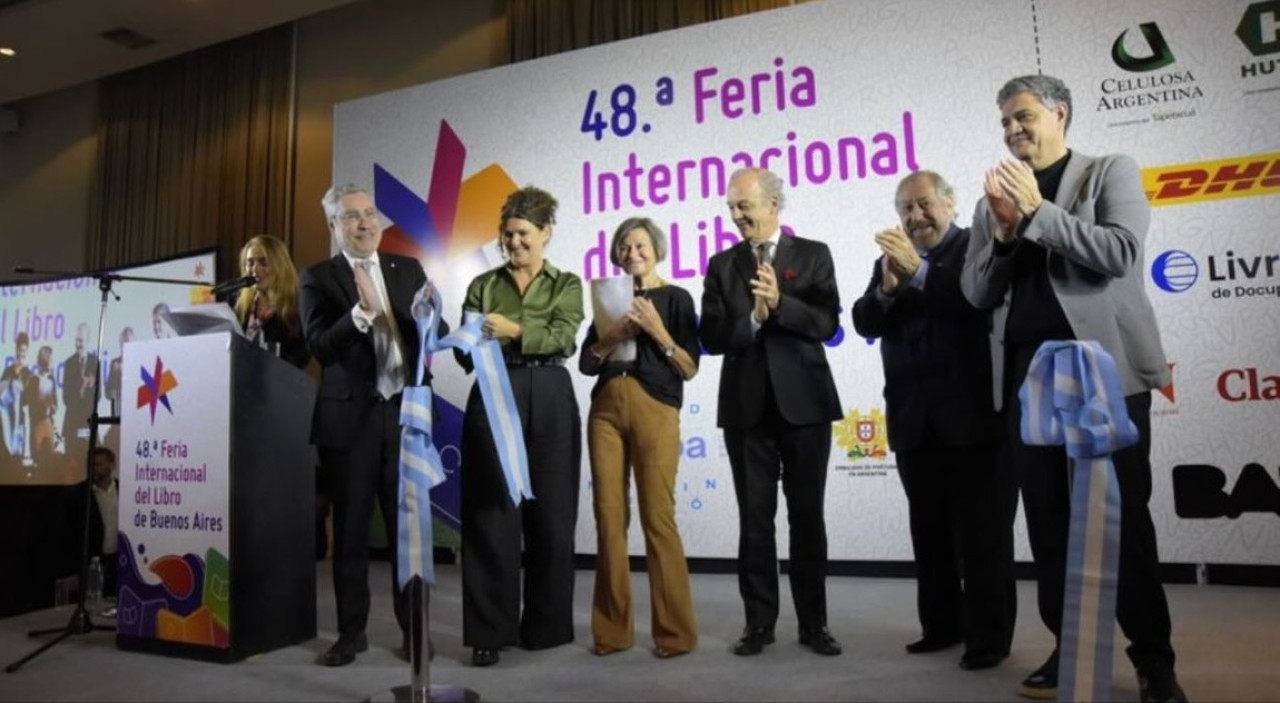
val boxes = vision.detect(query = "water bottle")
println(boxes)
[86,556,103,607]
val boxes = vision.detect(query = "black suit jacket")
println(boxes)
[850,227,995,453]
[60,352,98,438]
[298,252,440,449]
[699,235,843,429]
[60,479,113,574]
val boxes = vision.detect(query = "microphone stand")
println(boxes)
[5,266,209,673]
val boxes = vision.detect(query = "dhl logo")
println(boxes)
[1142,153,1280,207]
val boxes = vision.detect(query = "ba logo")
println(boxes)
[1112,22,1175,72]
[1173,463,1280,518]
[834,408,889,461]
[1151,250,1199,293]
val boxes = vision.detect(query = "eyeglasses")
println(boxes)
[338,209,380,225]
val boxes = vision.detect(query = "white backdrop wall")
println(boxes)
[332,0,1280,564]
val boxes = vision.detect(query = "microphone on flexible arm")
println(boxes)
[210,275,257,298]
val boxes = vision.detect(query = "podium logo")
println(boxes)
[1112,22,1175,72]
[1173,463,1280,518]
[136,356,179,424]
[835,408,889,461]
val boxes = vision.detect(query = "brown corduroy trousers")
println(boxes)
[587,374,698,654]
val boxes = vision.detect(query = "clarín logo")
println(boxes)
[834,408,889,461]
[1217,367,1280,402]
[1112,22,1175,72]
[136,356,179,424]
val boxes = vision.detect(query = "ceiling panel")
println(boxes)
[0,0,363,104]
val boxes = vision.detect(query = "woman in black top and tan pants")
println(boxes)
[580,217,700,659]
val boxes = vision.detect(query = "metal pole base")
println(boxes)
[365,684,479,703]
[364,576,479,703]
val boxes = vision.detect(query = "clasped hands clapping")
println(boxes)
[873,227,921,295]
[984,158,1043,242]
[750,263,781,324]
[601,296,667,345]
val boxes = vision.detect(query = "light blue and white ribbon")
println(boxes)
[397,383,446,587]
[396,282,532,588]
[1019,340,1138,703]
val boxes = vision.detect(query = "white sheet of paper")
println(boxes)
[161,303,246,338]
[590,277,636,362]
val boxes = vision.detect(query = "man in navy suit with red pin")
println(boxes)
[299,183,444,667]
[699,167,844,658]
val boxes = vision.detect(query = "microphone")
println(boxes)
[633,274,646,299]
[210,275,256,298]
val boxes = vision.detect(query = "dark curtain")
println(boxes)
[87,23,295,280]
[508,0,797,62]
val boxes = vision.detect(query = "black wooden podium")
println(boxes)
[115,332,316,663]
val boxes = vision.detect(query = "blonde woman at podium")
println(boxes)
[230,235,310,370]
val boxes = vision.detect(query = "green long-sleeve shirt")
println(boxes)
[462,261,584,356]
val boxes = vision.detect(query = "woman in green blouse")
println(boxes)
[458,186,585,668]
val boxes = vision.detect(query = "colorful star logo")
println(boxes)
[136,357,179,424]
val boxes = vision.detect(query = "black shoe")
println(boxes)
[732,627,775,656]
[321,632,368,667]
[1138,664,1188,703]
[798,626,843,656]
[960,649,1009,670]
[906,635,962,654]
[471,647,500,667]
[1017,649,1059,700]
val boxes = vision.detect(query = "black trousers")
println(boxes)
[1007,344,1175,671]
[895,441,1017,655]
[723,407,831,634]
[320,397,408,641]
[461,365,581,650]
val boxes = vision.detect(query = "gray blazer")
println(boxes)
[961,151,1170,409]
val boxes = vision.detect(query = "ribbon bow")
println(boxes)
[396,282,532,588]
[1019,340,1138,703]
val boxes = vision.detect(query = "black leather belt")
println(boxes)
[504,353,566,368]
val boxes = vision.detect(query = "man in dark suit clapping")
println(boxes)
[699,167,844,657]
[299,183,443,667]
[852,171,1016,671]
[61,323,98,470]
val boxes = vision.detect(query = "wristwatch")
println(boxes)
[663,345,676,359]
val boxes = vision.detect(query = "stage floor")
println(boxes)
[2,562,1277,702]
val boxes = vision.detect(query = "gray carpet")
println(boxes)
[2,562,1276,702]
